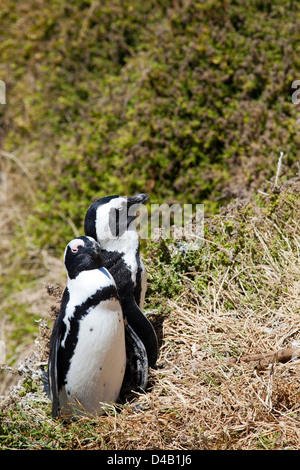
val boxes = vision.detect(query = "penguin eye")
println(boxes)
[69,239,85,254]
[70,245,83,254]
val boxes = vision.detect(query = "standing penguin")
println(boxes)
[84,194,158,369]
[48,236,146,419]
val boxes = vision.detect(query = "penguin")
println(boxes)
[85,194,148,310]
[48,236,147,419]
[84,194,158,369]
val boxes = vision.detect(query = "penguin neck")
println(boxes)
[100,228,140,256]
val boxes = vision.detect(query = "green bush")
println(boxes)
[1,0,299,253]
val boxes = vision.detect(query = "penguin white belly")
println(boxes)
[59,299,126,417]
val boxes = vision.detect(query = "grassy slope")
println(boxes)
[1,0,300,450]
[1,176,300,450]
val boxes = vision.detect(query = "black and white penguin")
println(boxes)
[48,236,147,418]
[84,194,158,369]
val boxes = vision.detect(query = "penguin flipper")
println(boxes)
[48,288,70,418]
[42,369,51,398]
[48,333,60,418]
[119,323,148,401]
[125,303,158,369]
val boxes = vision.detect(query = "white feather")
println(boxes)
[61,268,113,348]
[59,297,126,417]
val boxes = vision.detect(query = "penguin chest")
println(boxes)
[61,299,126,417]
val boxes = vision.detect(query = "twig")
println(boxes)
[0,149,37,201]
[274,151,284,187]
[0,150,33,181]
[227,347,300,371]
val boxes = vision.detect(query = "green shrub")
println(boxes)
[1,0,299,253]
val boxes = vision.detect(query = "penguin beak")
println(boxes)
[91,242,104,266]
[127,193,149,207]
[91,241,102,258]
[126,194,149,226]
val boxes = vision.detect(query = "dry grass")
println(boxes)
[0,150,65,394]
[1,205,300,449]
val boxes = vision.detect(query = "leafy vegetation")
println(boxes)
[1,0,300,253]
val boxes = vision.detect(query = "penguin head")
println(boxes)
[84,193,149,242]
[64,236,104,279]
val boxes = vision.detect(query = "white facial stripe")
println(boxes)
[95,197,126,241]
[85,236,96,243]
[69,238,85,252]
[110,197,127,209]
